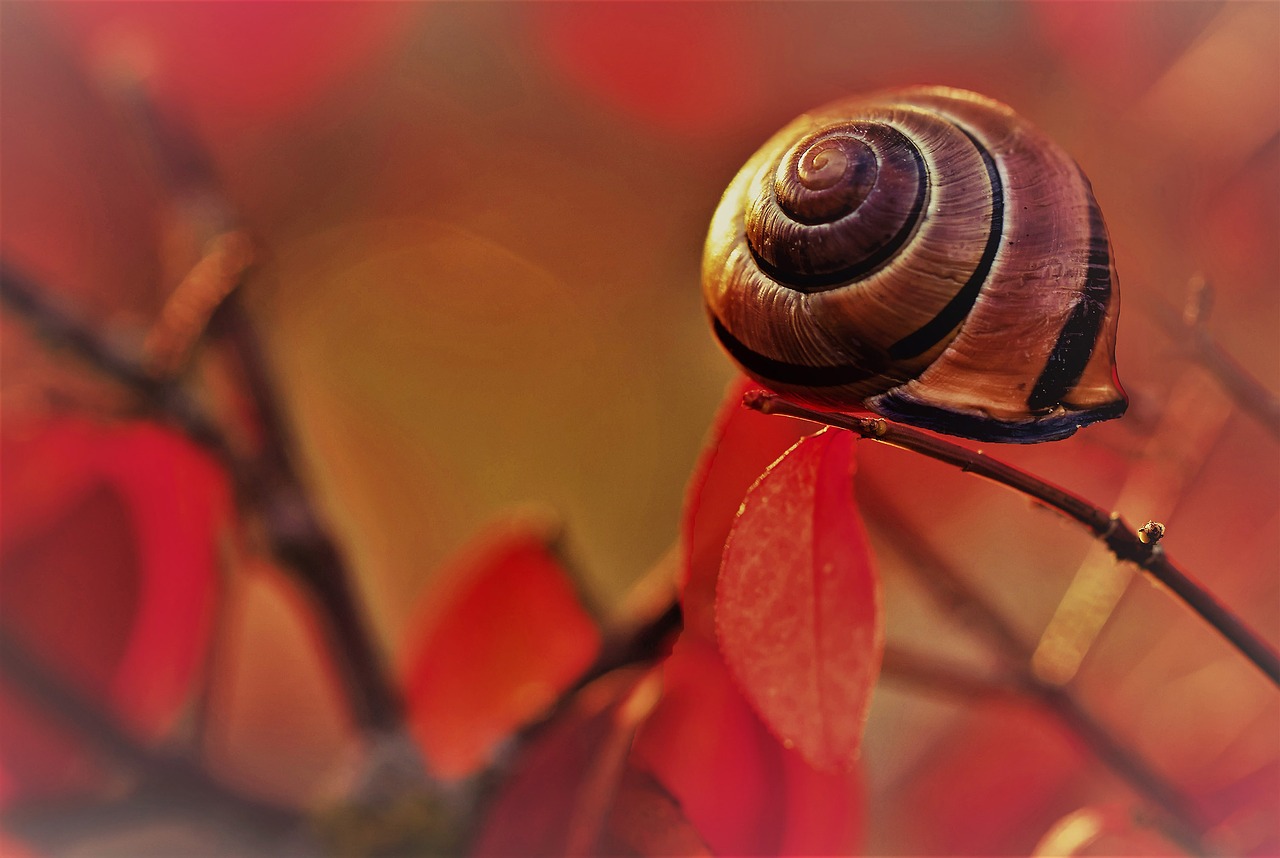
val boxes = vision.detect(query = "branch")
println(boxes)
[0,262,235,463]
[1,261,403,732]
[880,645,1019,701]
[118,79,405,735]
[0,630,302,850]
[866,489,1209,853]
[877,644,1207,856]
[1149,296,1280,439]
[746,391,1280,687]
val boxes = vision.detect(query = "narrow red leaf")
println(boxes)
[716,428,882,773]
[630,633,863,855]
[681,377,812,642]
[400,523,601,780]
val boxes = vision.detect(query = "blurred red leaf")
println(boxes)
[681,377,812,642]
[1198,758,1280,856]
[528,4,768,137]
[471,668,660,857]
[630,634,863,855]
[401,524,601,780]
[44,3,417,134]
[1031,3,1213,108]
[716,428,882,773]
[891,700,1089,855]
[0,418,230,798]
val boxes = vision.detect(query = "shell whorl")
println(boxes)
[703,86,1127,443]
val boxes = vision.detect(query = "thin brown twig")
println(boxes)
[1148,297,1280,439]
[866,490,1207,853]
[746,390,1280,687]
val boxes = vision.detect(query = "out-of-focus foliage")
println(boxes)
[1,2,1276,855]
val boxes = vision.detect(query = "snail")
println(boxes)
[703,86,1127,443]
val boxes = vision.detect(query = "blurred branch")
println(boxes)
[1,258,403,733]
[880,645,1018,701]
[0,630,302,851]
[1148,293,1280,439]
[108,81,406,735]
[866,493,1208,855]
[747,391,1280,687]
[0,261,235,462]
[216,296,405,733]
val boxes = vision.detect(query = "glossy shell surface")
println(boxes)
[703,86,1127,442]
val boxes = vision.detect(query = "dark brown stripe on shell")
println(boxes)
[711,315,887,387]
[888,125,1004,361]
[1027,187,1112,412]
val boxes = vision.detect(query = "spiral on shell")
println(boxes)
[703,86,1127,443]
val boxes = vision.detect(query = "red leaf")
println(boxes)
[681,377,812,642]
[630,634,863,855]
[716,428,882,772]
[528,4,769,138]
[0,418,229,798]
[401,523,602,780]
[44,4,419,135]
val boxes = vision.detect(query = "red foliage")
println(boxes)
[400,525,601,780]
[1031,3,1208,107]
[681,377,813,642]
[475,630,865,857]
[528,4,769,137]
[471,668,660,856]
[890,700,1090,855]
[631,634,864,856]
[473,397,872,855]
[0,418,230,799]
[716,428,882,773]
[44,4,417,134]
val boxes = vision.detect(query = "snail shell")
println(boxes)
[703,86,1127,443]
